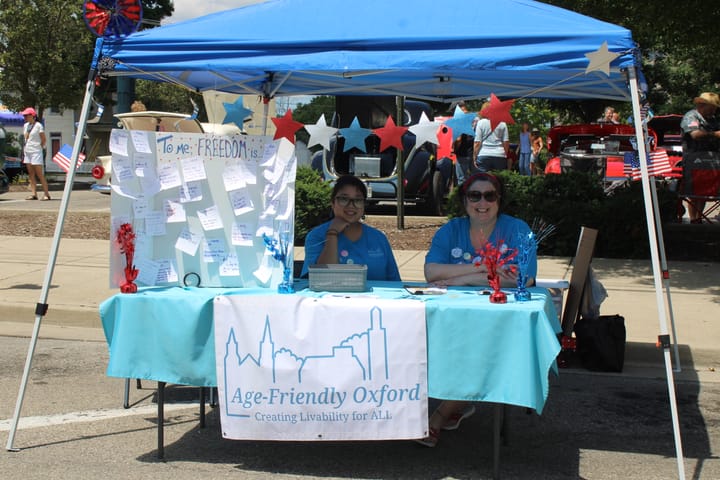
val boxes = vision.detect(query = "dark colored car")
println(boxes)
[0,168,9,195]
[311,96,452,215]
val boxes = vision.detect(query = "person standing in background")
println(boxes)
[680,92,720,223]
[21,107,50,201]
[452,101,477,184]
[530,128,544,175]
[517,122,532,175]
[473,102,510,172]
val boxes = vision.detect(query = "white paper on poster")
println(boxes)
[229,189,254,216]
[222,164,247,192]
[198,205,224,231]
[231,222,254,246]
[164,199,187,223]
[132,194,150,219]
[213,295,428,440]
[175,228,201,256]
[219,252,240,277]
[155,258,179,283]
[203,237,226,263]
[109,130,129,156]
[239,161,257,184]
[145,211,167,236]
[130,130,152,153]
[260,141,278,167]
[110,183,139,199]
[158,162,183,191]
[252,254,273,284]
[179,181,203,203]
[255,215,274,237]
[181,156,208,182]
[113,154,135,184]
[139,175,161,197]
[136,257,161,286]
[133,152,153,175]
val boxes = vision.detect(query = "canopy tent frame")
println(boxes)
[5,1,686,477]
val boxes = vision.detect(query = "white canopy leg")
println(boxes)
[628,66,685,479]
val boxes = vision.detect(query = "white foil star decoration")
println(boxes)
[585,41,620,76]
[304,114,338,151]
[408,112,443,148]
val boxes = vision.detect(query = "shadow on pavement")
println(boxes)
[148,361,714,479]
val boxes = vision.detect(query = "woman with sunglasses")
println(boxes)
[424,172,536,288]
[416,172,536,447]
[301,175,401,281]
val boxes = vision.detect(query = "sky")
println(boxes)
[161,0,315,109]
[164,0,264,25]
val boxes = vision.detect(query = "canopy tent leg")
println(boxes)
[628,66,685,479]
[5,73,97,452]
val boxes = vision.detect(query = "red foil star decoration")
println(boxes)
[271,109,304,144]
[116,223,139,293]
[373,116,408,152]
[473,239,517,303]
[480,93,516,131]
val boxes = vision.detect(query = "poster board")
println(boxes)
[109,129,296,288]
[561,226,598,336]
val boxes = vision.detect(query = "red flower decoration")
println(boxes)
[116,222,139,294]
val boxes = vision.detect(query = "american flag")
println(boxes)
[623,149,673,181]
[52,144,86,173]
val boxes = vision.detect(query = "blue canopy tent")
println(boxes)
[0,112,25,127]
[96,0,640,102]
[7,1,685,478]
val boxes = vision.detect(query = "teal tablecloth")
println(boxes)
[100,283,561,413]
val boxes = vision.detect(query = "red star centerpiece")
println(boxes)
[480,93,515,131]
[271,110,304,144]
[373,116,408,152]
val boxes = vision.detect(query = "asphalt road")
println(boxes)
[1,335,719,479]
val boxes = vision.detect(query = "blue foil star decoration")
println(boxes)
[339,116,372,152]
[443,105,477,137]
[222,97,253,127]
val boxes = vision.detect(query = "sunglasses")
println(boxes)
[335,196,367,208]
[466,190,498,203]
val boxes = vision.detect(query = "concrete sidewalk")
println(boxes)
[1,233,719,380]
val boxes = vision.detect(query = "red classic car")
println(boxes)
[544,122,680,181]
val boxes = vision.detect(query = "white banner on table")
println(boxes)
[213,295,428,441]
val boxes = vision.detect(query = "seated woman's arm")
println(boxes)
[424,262,487,286]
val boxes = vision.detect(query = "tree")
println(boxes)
[544,0,720,114]
[0,0,173,117]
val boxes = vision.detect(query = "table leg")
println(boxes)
[493,403,505,479]
[199,387,206,428]
[157,381,165,460]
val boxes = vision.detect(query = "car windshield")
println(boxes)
[560,134,639,155]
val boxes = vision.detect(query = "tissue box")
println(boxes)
[309,264,368,292]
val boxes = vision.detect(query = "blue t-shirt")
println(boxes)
[301,221,401,281]
[425,214,537,279]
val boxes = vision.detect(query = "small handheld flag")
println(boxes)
[52,144,86,173]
